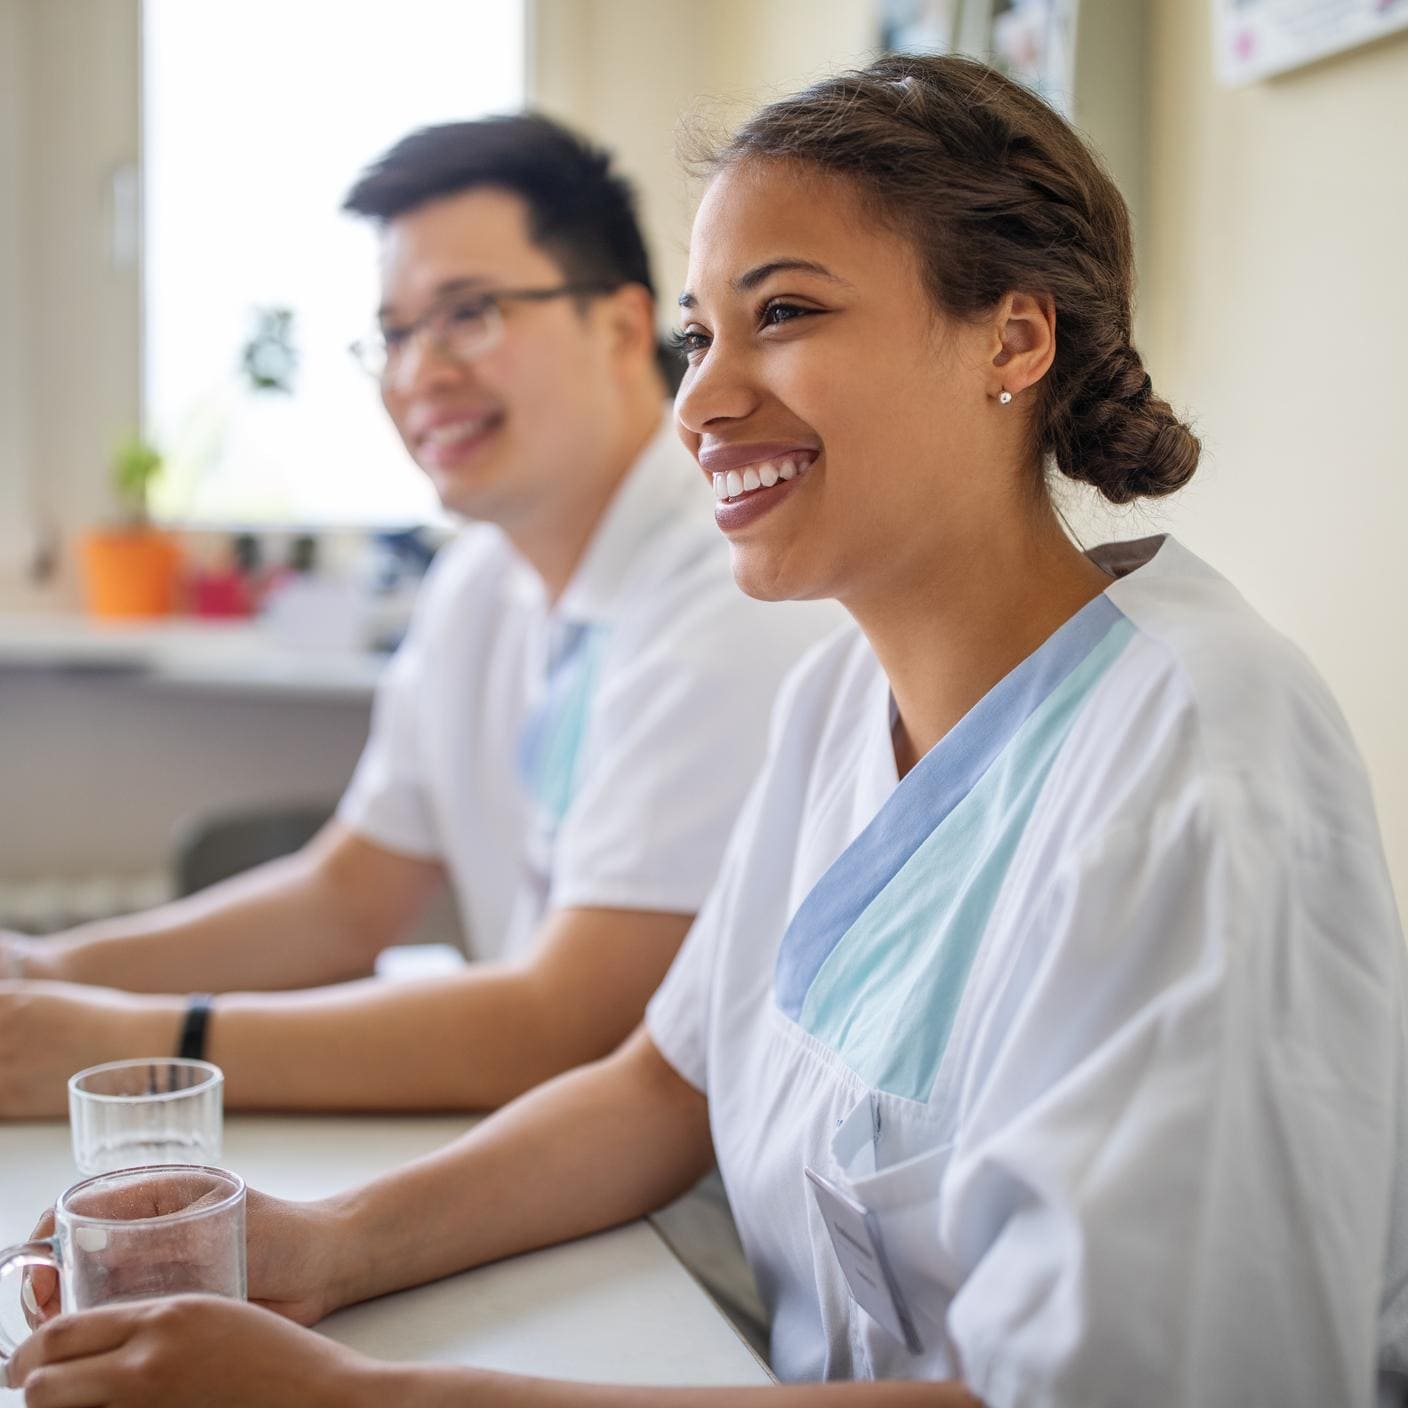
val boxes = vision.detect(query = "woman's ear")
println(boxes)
[990,291,1056,396]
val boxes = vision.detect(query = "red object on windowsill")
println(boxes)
[188,568,256,618]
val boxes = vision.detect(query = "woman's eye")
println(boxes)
[668,328,711,360]
[382,327,409,349]
[760,301,814,328]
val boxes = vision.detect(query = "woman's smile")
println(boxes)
[698,441,821,532]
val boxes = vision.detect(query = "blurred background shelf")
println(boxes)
[0,615,377,917]
[0,612,385,700]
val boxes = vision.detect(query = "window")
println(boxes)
[142,0,525,526]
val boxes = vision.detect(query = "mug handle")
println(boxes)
[0,1237,60,1361]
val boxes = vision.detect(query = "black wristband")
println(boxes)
[176,994,215,1061]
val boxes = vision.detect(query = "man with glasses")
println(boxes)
[0,116,834,1123]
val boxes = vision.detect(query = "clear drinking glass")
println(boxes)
[0,1164,246,1367]
[68,1058,223,1176]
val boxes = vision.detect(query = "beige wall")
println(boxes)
[1132,1,1408,918]
[0,0,141,609]
[528,0,877,315]
[0,0,35,591]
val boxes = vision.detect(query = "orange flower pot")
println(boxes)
[80,528,184,619]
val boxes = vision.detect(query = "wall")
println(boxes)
[0,0,142,610]
[1133,1,1408,917]
[0,0,35,594]
[527,0,877,318]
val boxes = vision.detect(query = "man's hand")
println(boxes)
[0,982,184,1118]
[3,1295,387,1406]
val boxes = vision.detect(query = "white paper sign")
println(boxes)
[1215,0,1408,85]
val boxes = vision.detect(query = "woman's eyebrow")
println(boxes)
[678,259,851,310]
[734,258,848,292]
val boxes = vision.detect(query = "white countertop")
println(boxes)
[0,1115,771,1394]
[0,613,383,700]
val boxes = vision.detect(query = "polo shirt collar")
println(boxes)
[553,407,699,627]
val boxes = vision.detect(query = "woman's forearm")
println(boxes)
[323,1028,716,1310]
[383,1366,975,1408]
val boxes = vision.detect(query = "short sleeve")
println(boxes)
[645,761,774,1094]
[944,783,1404,1408]
[548,588,833,916]
[336,605,441,860]
[646,629,836,1095]
[646,882,728,1094]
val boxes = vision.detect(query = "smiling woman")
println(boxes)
[658,54,1407,1400]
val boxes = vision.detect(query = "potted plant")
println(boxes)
[80,434,184,619]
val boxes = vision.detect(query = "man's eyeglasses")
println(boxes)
[349,282,618,382]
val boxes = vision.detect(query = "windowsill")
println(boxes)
[0,611,384,700]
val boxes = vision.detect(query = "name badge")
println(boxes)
[805,1163,922,1355]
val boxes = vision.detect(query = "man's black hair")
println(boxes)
[343,113,655,301]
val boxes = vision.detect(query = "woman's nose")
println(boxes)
[674,339,759,436]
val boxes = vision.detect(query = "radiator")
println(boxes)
[0,871,173,935]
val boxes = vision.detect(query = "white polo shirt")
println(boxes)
[338,413,839,960]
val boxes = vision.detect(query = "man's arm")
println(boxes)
[205,904,692,1109]
[0,825,448,1117]
[0,900,688,1116]
[17,821,444,993]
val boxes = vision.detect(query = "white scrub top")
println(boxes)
[338,412,839,959]
[648,535,1408,1406]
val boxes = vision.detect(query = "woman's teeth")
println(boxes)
[713,457,807,502]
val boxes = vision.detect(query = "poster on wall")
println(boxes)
[878,0,1079,113]
[1215,0,1408,84]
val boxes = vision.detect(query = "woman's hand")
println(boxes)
[3,1295,390,1407]
[25,1186,352,1331]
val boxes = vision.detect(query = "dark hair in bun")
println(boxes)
[714,53,1200,503]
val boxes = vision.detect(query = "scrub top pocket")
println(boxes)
[816,1092,962,1377]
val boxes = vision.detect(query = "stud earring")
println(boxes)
[998,390,1013,405]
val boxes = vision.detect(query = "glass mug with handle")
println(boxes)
[68,1057,223,1176]
[0,1165,246,1379]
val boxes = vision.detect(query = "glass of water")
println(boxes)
[68,1058,223,1176]
[0,1164,245,1369]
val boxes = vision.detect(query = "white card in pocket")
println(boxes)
[805,1163,922,1355]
